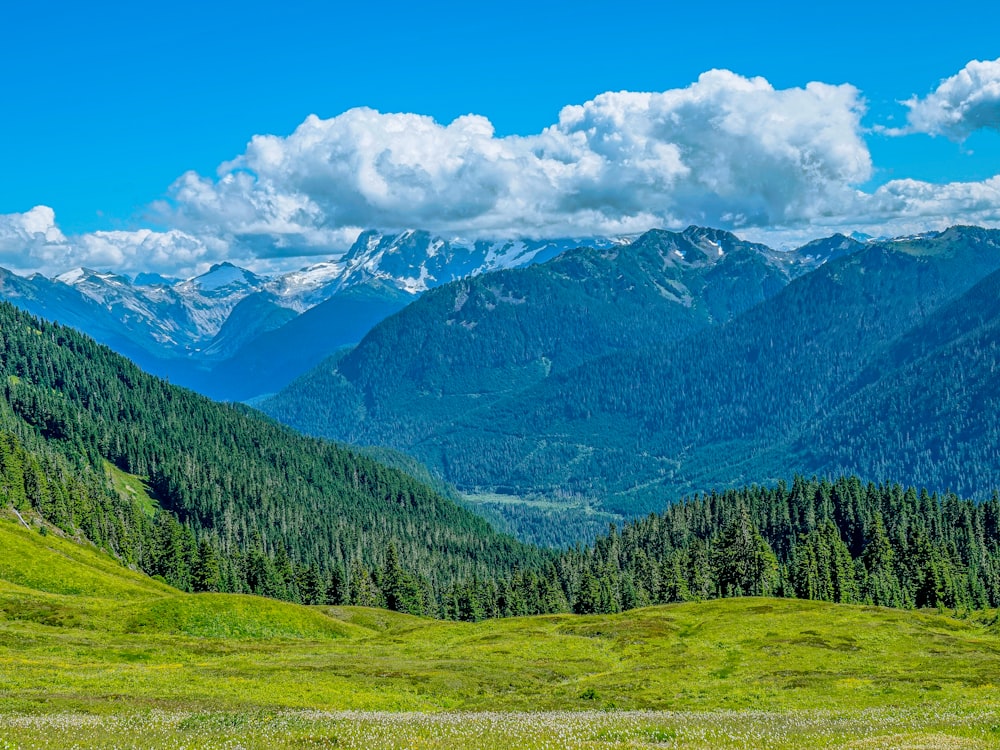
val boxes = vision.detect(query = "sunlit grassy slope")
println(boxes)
[2,512,1000,748]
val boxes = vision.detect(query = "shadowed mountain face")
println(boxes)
[262,226,1000,520]
[795,262,1000,499]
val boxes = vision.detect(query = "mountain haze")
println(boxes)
[0,230,615,402]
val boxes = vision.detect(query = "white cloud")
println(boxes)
[868,175,1000,222]
[894,58,1000,140]
[4,68,1000,278]
[0,206,70,274]
[741,176,1000,249]
[0,206,227,278]
[74,229,228,274]
[159,70,872,246]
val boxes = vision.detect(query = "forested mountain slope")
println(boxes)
[261,226,842,448]
[426,227,1000,513]
[263,226,1000,533]
[0,301,541,606]
[796,263,1000,496]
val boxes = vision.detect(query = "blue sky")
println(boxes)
[2,0,999,275]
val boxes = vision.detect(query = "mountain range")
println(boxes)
[259,225,1000,544]
[260,227,857,445]
[0,230,612,401]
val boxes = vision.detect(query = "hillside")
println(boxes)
[796,264,1000,496]
[0,300,541,607]
[2,512,1000,748]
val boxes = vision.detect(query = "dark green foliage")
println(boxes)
[712,508,779,597]
[435,475,1000,621]
[192,537,222,593]
[379,543,427,615]
[544,476,1000,616]
[0,300,542,609]
[789,520,857,603]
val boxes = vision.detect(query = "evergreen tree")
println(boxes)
[573,568,602,615]
[712,508,779,597]
[192,537,221,592]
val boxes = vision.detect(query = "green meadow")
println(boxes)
[2,512,1000,748]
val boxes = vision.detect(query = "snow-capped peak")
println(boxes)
[267,260,347,305]
[54,267,89,285]
[189,262,260,292]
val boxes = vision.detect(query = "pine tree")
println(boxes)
[192,537,221,592]
[573,567,602,614]
[712,508,779,597]
[860,513,901,607]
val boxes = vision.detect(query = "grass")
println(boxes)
[2,511,1000,748]
[104,461,159,517]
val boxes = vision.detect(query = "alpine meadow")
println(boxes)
[4,5,1000,747]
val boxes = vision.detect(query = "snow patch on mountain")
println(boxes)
[187,263,255,292]
[54,267,88,285]
[270,261,345,296]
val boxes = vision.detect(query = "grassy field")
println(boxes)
[2,511,1000,748]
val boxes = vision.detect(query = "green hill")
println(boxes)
[2,512,1000,748]
[0,299,541,610]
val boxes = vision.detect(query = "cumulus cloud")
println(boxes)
[159,70,872,247]
[0,206,226,278]
[0,206,71,273]
[741,175,1000,249]
[73,229,228,274]
[868,175,1000,222]
[894,58,1000,140]
[4,68,1000,278]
